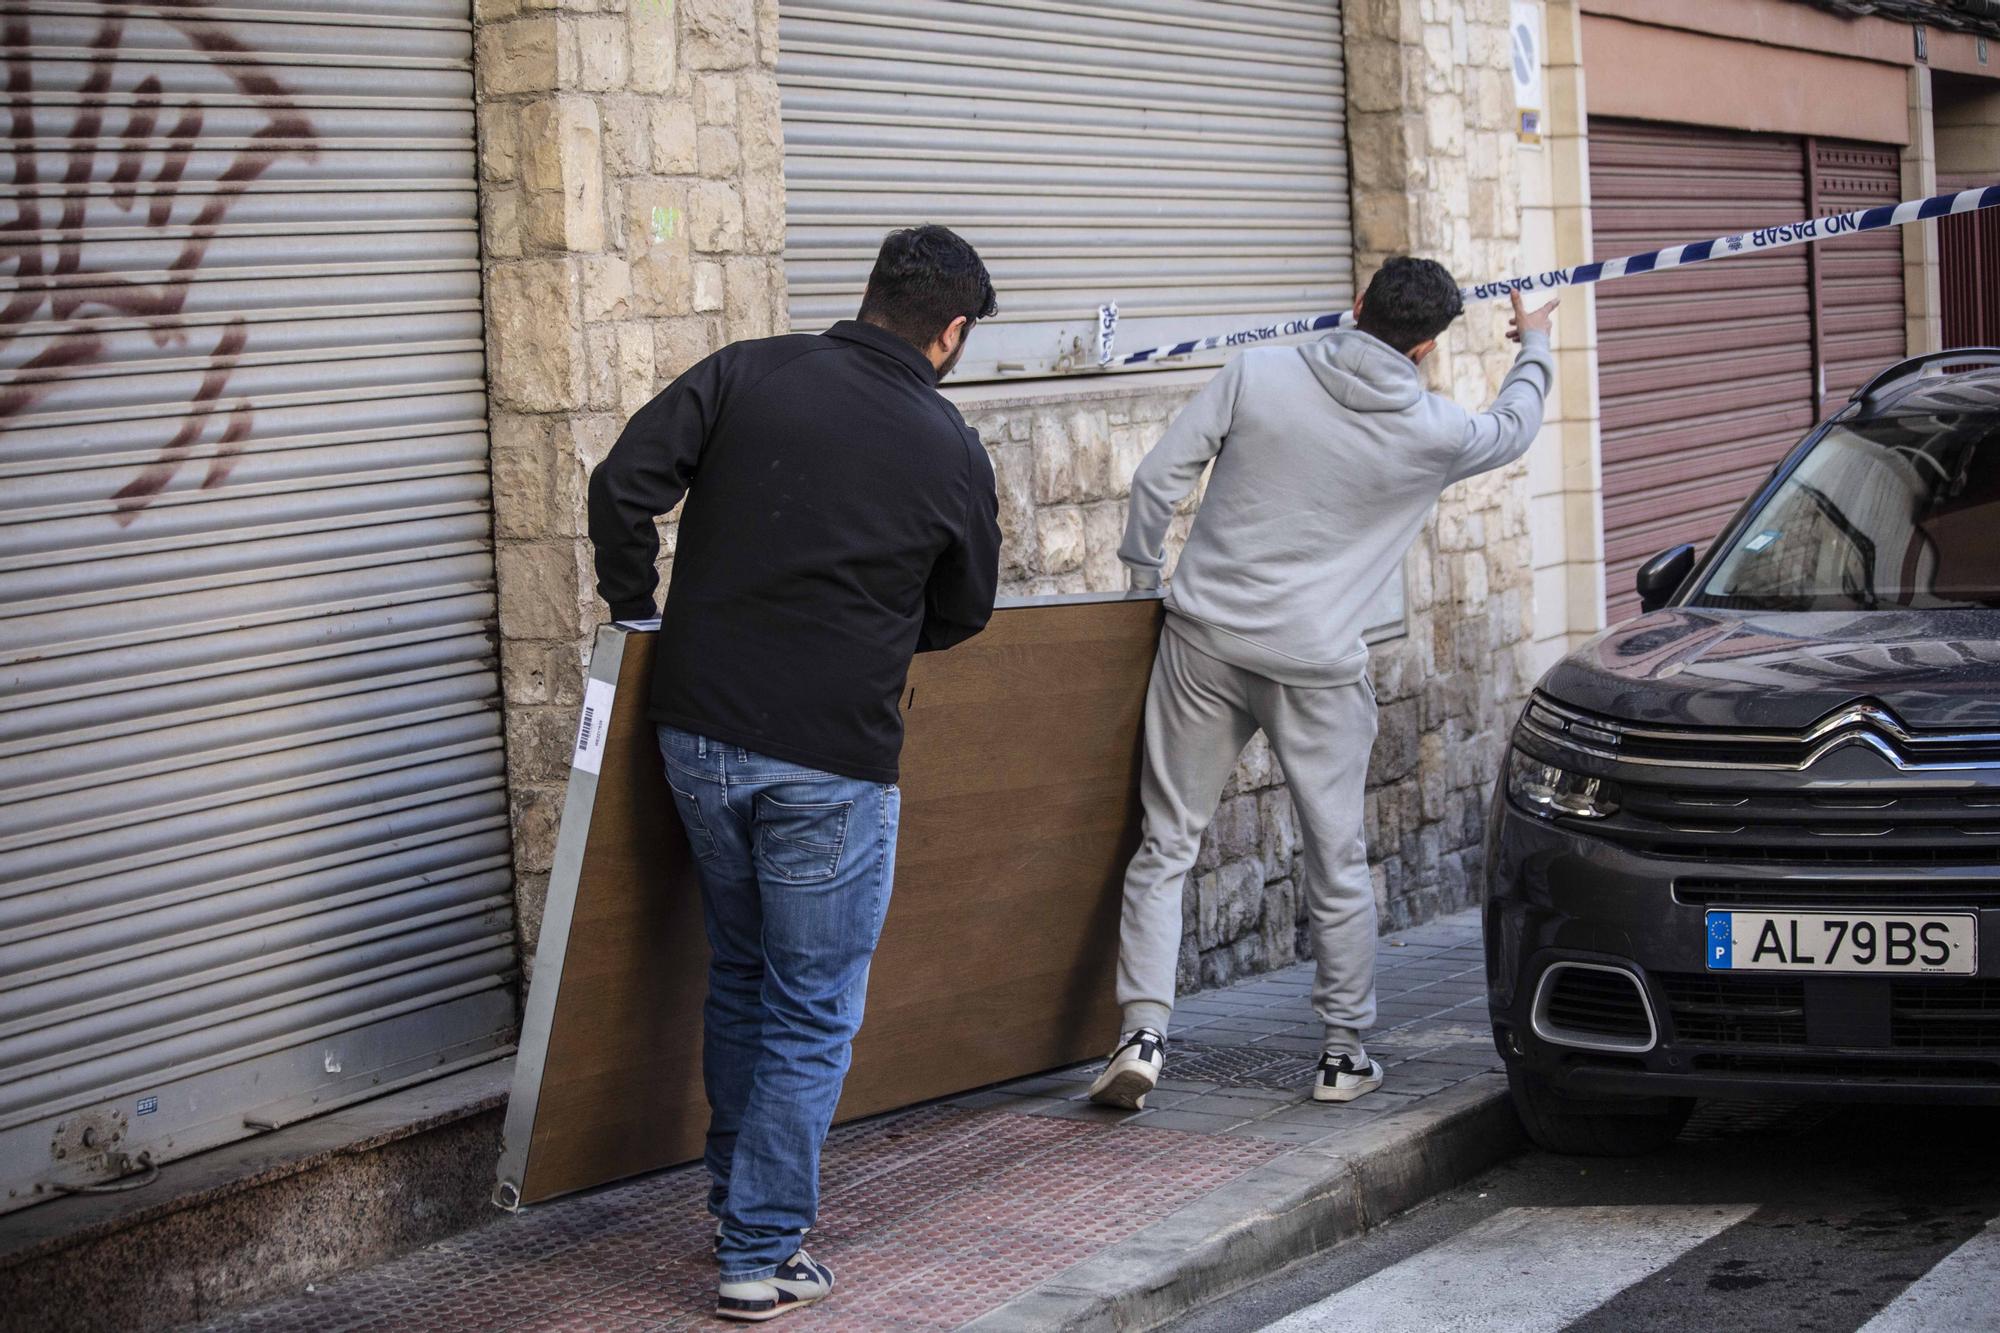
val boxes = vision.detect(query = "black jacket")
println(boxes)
[586,320,1001,783]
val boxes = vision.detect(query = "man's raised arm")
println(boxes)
[1118,355,1246,590]
[1446,291,1559,485]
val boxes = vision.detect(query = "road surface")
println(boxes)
[1167,1100,2000,1333]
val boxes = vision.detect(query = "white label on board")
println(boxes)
[572,676,617,775]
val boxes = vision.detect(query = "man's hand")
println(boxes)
[1126,565,1163,594]
[1507,290,1561,343]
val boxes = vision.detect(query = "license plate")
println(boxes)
[1706,910,1978,975]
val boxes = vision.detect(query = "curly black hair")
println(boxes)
[1356,256,1464,354]
[857,224,998,349]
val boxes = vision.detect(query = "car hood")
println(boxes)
[1539,608,2000,731]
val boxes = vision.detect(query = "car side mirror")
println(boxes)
[1636,544,1696,613]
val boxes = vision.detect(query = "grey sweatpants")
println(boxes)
[1116,623,1379,1058]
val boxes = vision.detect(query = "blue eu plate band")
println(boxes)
[1707,912,1734,970]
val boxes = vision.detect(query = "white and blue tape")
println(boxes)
[1095,183,2000,368]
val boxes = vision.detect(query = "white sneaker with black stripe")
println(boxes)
[1087,1027,1165,1109]
[716,1249,833,1322]
[1312,1052,1384,1103]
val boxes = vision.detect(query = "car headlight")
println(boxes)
[1507,749,1621,820]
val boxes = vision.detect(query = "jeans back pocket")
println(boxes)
[664,770,721,863]
[752,793,852,885]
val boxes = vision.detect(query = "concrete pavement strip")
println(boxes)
[963,1075,1523,1333]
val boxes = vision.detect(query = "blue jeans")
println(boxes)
[657,726,900,1281]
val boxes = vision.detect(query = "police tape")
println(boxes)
[1094,182,2000,368]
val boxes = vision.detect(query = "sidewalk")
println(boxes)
[189,909,1515,1333]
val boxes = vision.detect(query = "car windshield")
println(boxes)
[1692,411,2000,611]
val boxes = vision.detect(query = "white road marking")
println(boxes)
[1258,1204,1756,1333]
[1858,1217,2000,1332]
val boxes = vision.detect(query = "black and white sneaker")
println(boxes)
[716,1249,833,1322]
[1312,1053,1384,1103]
[1087,1027,1165,1109]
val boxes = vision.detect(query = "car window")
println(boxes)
[1693,414,2000,611]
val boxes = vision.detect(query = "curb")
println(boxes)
[962,1073,1523,1332]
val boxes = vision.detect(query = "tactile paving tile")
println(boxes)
[191,1106,1279,1333]
[192,915,1489,1333]
[1164,1042,1323,1089]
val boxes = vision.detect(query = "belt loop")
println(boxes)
[697,735,707,760]
[737,746,749,763]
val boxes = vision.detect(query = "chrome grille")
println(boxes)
[1543,968,1653,1041]
[1533,963,1656,1052]
[1591,785,2000,866]
[1523,695,2000,772]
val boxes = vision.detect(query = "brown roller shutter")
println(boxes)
[1810,140,1906,410]
[1591,121,1816,624]
[1939,171,2000,348]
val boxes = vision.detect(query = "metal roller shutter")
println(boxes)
[0,1,515,1210]
[1810,140,1905,410]
[1592,124,1911,624]
[1591,121,1817,624]
[776,0,1353,382]
[1940,171,2000,349]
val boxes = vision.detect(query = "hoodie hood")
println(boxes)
[1297,328,1426,413]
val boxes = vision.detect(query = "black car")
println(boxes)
[1485,349,2000,1155]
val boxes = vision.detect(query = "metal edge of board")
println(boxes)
[993,586,1403,644]
[492,625,627,1213]
[991,589,1163,610]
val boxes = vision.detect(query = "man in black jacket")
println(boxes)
[586,225,1001,1323]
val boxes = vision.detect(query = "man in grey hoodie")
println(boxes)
[1088,257,1558,1110]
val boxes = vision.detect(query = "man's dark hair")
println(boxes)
[858,224,998,350]
[1355,256,1464,354]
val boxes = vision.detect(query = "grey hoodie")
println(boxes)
[1120,327,1554,686]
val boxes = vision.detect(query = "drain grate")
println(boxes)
[1167,1043,1320,1090]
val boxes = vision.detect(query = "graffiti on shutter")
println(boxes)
[2,5,318,520]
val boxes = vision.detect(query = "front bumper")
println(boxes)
[1484,796,2000,1106]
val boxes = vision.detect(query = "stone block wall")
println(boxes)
[476,0,1538,993]
[474,0,788,963]
[1339,0,1536,937]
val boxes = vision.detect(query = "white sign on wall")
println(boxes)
[1511,1,1546,144]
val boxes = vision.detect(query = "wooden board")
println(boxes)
[495,595,1164,1209]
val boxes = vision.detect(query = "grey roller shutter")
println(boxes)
[777,0,1353,382]
[0,1,515,1210]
